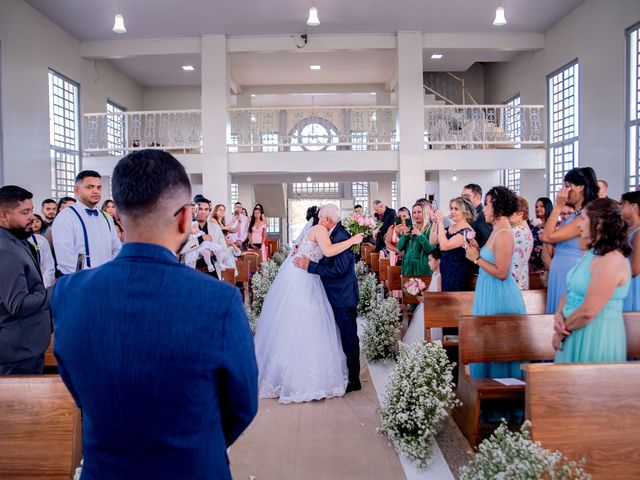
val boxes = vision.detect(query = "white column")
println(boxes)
[201,35,230,205]
[238,183,254,209]
[377,180,393,208]
[396,32,425,208]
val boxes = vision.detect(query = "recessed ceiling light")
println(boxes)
[306,176,312,182]
[370,92,376,95]
[310,65,321,70]
[431,53,443,59]
[251,94,256,98]
[182,65,195,71]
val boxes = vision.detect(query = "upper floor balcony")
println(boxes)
[82,104,544,156]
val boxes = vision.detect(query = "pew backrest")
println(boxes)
[0,375,82,479]
[44,334,56,368]
[625,312,640,358]
[379,258,390,282]
[524,362,640,479]
[387,266,402,291]
[370,253,380,273]
[235,258,250,283]
[222,268,236,285]
[459,314,556,364]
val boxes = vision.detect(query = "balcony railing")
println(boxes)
[228,106,398,152]
[83,110,202,154]
[424,105,544,149]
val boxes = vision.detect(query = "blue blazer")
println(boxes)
[51,243,258,480]
[308,223,359,309]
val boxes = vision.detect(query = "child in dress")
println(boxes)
[427,249,443,341]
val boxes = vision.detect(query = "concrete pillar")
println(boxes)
[377,180,393,208]
[396,32,425,208]
[201,35,230,205]
[238,183,255,210]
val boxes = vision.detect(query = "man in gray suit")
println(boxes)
[0,186,51,374]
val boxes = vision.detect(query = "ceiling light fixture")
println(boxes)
[452,170,458,182]
[306,176,312,182]
[493,6,507,26]
[370,92,376,95]
[310,65,321,70]
[307,6,320,27]
[431,53,444,59]
[112,13,126,33]
[182,65,195,71]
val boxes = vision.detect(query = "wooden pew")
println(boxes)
[266,239,279,259]
[387,266,402,292]
[524,362,640,479]
[453,313,556,446]
[222,268,236,285]
[378,258,390,285]
[423,289,547,343]
[370,253,380,278]
[235,258,251,303]
[528,272,546,290]
[44,334,56,370]
[243,251,261,275]
[625,312,640,358]
[362,244,373,269]
[0,375,82,479]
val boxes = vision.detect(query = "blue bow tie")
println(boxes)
[86,209,99,216]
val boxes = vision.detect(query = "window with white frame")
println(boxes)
[351,131,368,151]
[48,69,80,198]
[502,169,521,194]
[106,100,126,156]
[267,217,281,235]
[627,22,640,190]
[351,182,369,211]
[228,133,239,153]
[230,183,239,204]
[391,181,398,210]
[291,182,341,196]
[261,132,279,152]
[501,95,521,193]
[547,60,579,198]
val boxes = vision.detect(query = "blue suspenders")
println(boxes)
[69,205,111,269]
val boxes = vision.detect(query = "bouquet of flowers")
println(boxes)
[403,278,427,297]
[342,213,380,253]
[531,218,543,229]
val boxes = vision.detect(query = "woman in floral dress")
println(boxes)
[510,196,534,290]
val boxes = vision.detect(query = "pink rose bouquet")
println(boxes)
[403,278,427,297]
[342,213,380,253]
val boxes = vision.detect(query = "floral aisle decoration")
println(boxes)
[355,260,368,281]
[459,421,590,480]
[403,277,427,297]
[361,295,401,362]
[357,272,380,317]
[342,213,380,254]
[250,259,280,316]
[378,342,459,468]
[271,243,292,266]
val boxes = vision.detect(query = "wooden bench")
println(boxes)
[378,258,390,285]
[528,272,546,290]
[625,312,640,357]
[453,314,556,446]
[266,239,279,259]
[0,375,82,479]
[370,253,380,278]
[387,266,402,292]
[423,289,547,343]
[44,334,56,370]
[235,258,251,303]
[362,244,373,269]
[222,268,236,285]
[524,362,640,479]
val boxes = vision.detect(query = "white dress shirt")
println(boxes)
[28,233,55,287]
[228,214,249,243]
[52,200,122,274]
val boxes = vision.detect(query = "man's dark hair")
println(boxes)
[112,149,191,217]
[193,194,205,204]
[41,198,57,207]
[234,201,242,206]
[354,204,363,209]
[463,183,483,199]
[197,198,212,208]
[75,170,102,183]
[0,185,33,210]
[598,179,609,188]
[57,197,76,209]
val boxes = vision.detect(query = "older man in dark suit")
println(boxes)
[0,185,51,374]
[51,150,258,480]
[373,199,396,253]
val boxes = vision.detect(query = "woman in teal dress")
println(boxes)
[542,167,599,314]
[464,186,526,379]
[621,191,640,312]
[554,198,631,363]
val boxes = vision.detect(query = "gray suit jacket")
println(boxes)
[0,227,51,363]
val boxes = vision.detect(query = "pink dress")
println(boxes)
[250,223,267,261]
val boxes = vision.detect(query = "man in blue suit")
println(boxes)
[51,150,258,480]
[294,204,361,392]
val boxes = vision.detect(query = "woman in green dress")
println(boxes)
[396,200,435,275]
[553,198,631,363]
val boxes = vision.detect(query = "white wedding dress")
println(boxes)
[254,223,348,404]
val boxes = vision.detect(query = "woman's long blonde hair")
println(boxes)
[413,199,433,234]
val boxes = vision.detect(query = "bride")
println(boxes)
[254,206,363,404]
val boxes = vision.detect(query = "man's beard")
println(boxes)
[9,226,33,240]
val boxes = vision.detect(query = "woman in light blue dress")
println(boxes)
[464,187,526,423]
[621,191,640,312]
[554,199,631,363]
[542,167,599,313]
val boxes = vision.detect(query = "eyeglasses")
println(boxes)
[173,203,195,217]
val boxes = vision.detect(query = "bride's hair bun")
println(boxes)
[306,206,320,225]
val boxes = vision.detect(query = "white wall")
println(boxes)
[142,86,201,110]
[0,0,143,203]
[485,0,640,200]
[436,170,501,214]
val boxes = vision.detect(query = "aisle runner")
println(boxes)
[229,363,406,479]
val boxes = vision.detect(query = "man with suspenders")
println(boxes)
[52,170,121,275]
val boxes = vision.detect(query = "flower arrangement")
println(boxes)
[531,218,543,228]
[357,272,380,317]
[361,294,401,362]
[244,303,259,335]
[464,229,476,240]
[342,213,380,253]
[403,278,427,297]
[355,260,368,281]
[379,342,459,468]
[250,259,280,317]
[459,421,590,480]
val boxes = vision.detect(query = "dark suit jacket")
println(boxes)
[472,204,493,248]
[308,223,359,309]
[51,243,258,480]
[0,227,51,364]
[376,207,396,252]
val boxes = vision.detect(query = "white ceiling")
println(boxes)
[25,0,585,42]
[110,54,202,87]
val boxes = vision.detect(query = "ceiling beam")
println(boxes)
[227,34,397,53]
[80,37,201,59]
[422,33,544,51]
[242,84,386,95]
